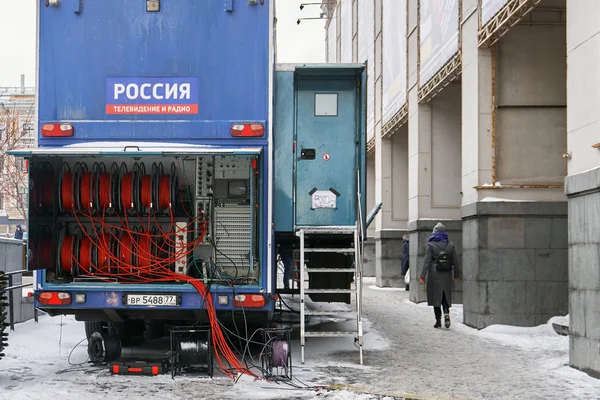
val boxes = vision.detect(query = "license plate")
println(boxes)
[125,294,179,307]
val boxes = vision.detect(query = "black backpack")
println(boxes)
[433,242,453,272]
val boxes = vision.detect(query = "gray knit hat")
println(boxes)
[433,222,445,233]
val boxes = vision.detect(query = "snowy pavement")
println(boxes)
[1,278,599,400]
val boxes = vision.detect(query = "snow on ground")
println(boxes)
[1,279,600,400]
[0,296,391,400]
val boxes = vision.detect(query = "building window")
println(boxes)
[314,93,338,116]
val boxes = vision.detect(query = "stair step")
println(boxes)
[303,248,356,253]
[303,331,356,338]
[297,227,356,235]
[305,268,355,273]
[304,288,355,294]
[305,310,354,316]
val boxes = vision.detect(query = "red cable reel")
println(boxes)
[72,162,87,213]
[140,162,159,212]
[157,162,180,212]
[58,163,75,213]
[58,227,82,277]
[95,230,113,275]
[137,232,155,275]
[118,231,135,275]
[121,162,144,214]
[79,234,94,276]
[80,169,94,213]
[92,162,114,213]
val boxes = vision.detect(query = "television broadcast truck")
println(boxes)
[5,0,367,375]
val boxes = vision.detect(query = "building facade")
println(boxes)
[0,78,35,233]
[323,0,599,377]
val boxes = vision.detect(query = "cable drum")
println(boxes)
[79,235,93,276]
[178,340,210,370]
[88,331,121,365]
[260,328,292,381]
[58,163,73,213]
[119,163,133,213]
[271,340,289,368]
[95,231,112,275]
[110,162,121,213]
[119,232,134,274]
[93,162,112,212]
[72,162,87,213]
[132,162,145,213]
[59,234,79,276]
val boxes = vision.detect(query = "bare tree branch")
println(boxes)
[0,89,35,223]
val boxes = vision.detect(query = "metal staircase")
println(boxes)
[296,176,366,365]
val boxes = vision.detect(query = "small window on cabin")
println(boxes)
[314,93,338,116]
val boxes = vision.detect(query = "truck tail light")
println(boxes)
[41,123,74,137]
[38,291,72,305]
[233,294,265,308]
[230,123,264,137]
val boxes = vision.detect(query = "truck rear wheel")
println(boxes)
[88,331,121,365]
[84,321,107,339]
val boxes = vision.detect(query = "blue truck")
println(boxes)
[10,0,367,366]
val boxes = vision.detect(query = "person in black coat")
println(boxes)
[419,222,460,329]
[14,225,23,240]
[401,234,409,277]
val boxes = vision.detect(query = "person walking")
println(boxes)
[401,234,409,277]
[419,222,459,328]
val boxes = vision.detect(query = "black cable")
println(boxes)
[278,295,300,314]
[209,236,239,284]
[68,337,90,366]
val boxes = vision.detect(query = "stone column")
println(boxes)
[373,0,404,287]
[461,0,568,328]
[407,0,463,304]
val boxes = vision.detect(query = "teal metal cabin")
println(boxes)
[273,64,367,306]
[273,64,367,234]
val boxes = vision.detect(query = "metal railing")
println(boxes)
[2,269,37,331]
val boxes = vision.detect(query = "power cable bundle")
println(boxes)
[0,271,8,362]
[37,159,268,380]
[53,160,194,280]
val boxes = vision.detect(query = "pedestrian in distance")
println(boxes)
[14,224,24,240]
[419,222,460,329]
[401,234,409,277]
